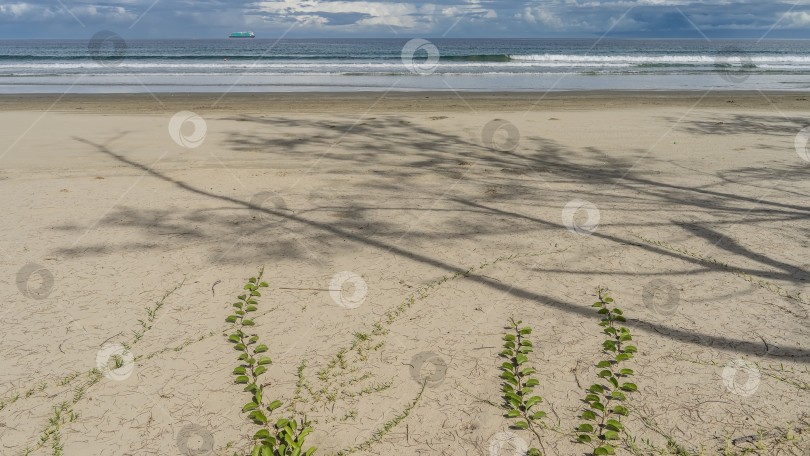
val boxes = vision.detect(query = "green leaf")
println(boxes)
[521,367,536,376]
[613,406,629,416]
[504,341,515,349]
[594,446,614,455]
[532,411,546,420]
[234,343,246,351]
[619,333,632,342]
[238,353,248,361]
[525,379,540,387]
[228,334,241,343]
[242,320,255,326]
[235,375,249,384]
[621,382,637,392]
[305,448,316,456]
[578,434,592,443]
[581,410,596,420]
[598,369,612,378]
[625,345,638,353]
[268,400,283,411]
[615,353,631,362]
[589,384,604,394]
[253,429,271,440]
[604,430,620,440]
[611,391,627,401]
[525,396,543,410]
[597,360,611,368]
[609,377,619,388]
[246,305,258,312]
[259,281,269,287]
[243,402,258,412]
[255,366,267,376]
[276,418,290,429]
[577,424,594,433]
[238,294,246,300]
[235,310,245,316]
[255,344,268,353]
[258,357,273,365]
[501,349,514,357]
[585,394,599,402]
[592,401,606,412]
[233,366,246,375]
[248,411,267,425]
[520,327,532,335]
[606,419,623,431]
[520,340,533,347]
[619,368,634,376]
[249,277,257,283]
[516,354,528,365]
[504,334,516,341]
[225,315,238,323]
[250,290,261,297]
[512,421,529,429]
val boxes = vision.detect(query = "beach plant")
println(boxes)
[226,268,316,456]
[500,317,546,456]
[576,288,638,455]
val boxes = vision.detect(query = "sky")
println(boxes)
[1,0,810,39]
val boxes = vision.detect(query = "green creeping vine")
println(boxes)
[226,268,316,456]
[576,289,638,455]
[500,318,546,456]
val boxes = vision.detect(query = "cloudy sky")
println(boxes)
[1,0,809,39]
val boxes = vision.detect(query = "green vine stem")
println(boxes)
[576,289,638,456]
[500,317,546,456]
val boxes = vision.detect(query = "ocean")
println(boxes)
[1,38,810,93]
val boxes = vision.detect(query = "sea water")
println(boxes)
[1,38,810,93]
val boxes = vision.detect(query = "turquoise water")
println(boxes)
[1,38,810,92]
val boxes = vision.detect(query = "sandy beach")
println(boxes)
[1,91,809,455]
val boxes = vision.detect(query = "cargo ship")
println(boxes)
[229,32,255,38]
